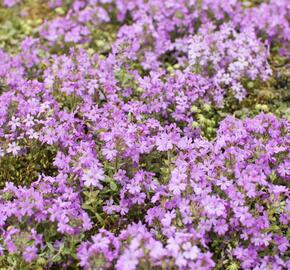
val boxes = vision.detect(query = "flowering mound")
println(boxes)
[77,114,289,270]
[0,0,289,269]
[188,23,272,101]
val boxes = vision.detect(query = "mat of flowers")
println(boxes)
[0,0,289,269]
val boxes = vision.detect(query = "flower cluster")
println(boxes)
[76,113,289,270]
[188,23,272,101]
[0,0,289,269]
[78,224,215,270]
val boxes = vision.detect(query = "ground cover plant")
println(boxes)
[0,0,289,269]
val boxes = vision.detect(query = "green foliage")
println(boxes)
[0,141,57,188]
[0,232,82,269]
[0,1,54,53]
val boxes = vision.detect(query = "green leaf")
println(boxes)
[95,213,105,225]
[226,261,240,270]
[109,181,118,191]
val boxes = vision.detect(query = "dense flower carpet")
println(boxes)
[0,0,289,269]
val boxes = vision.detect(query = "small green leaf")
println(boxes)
[109,181,118,191]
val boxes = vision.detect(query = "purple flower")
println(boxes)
[23,245,38,262]
[6,142,21,156]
